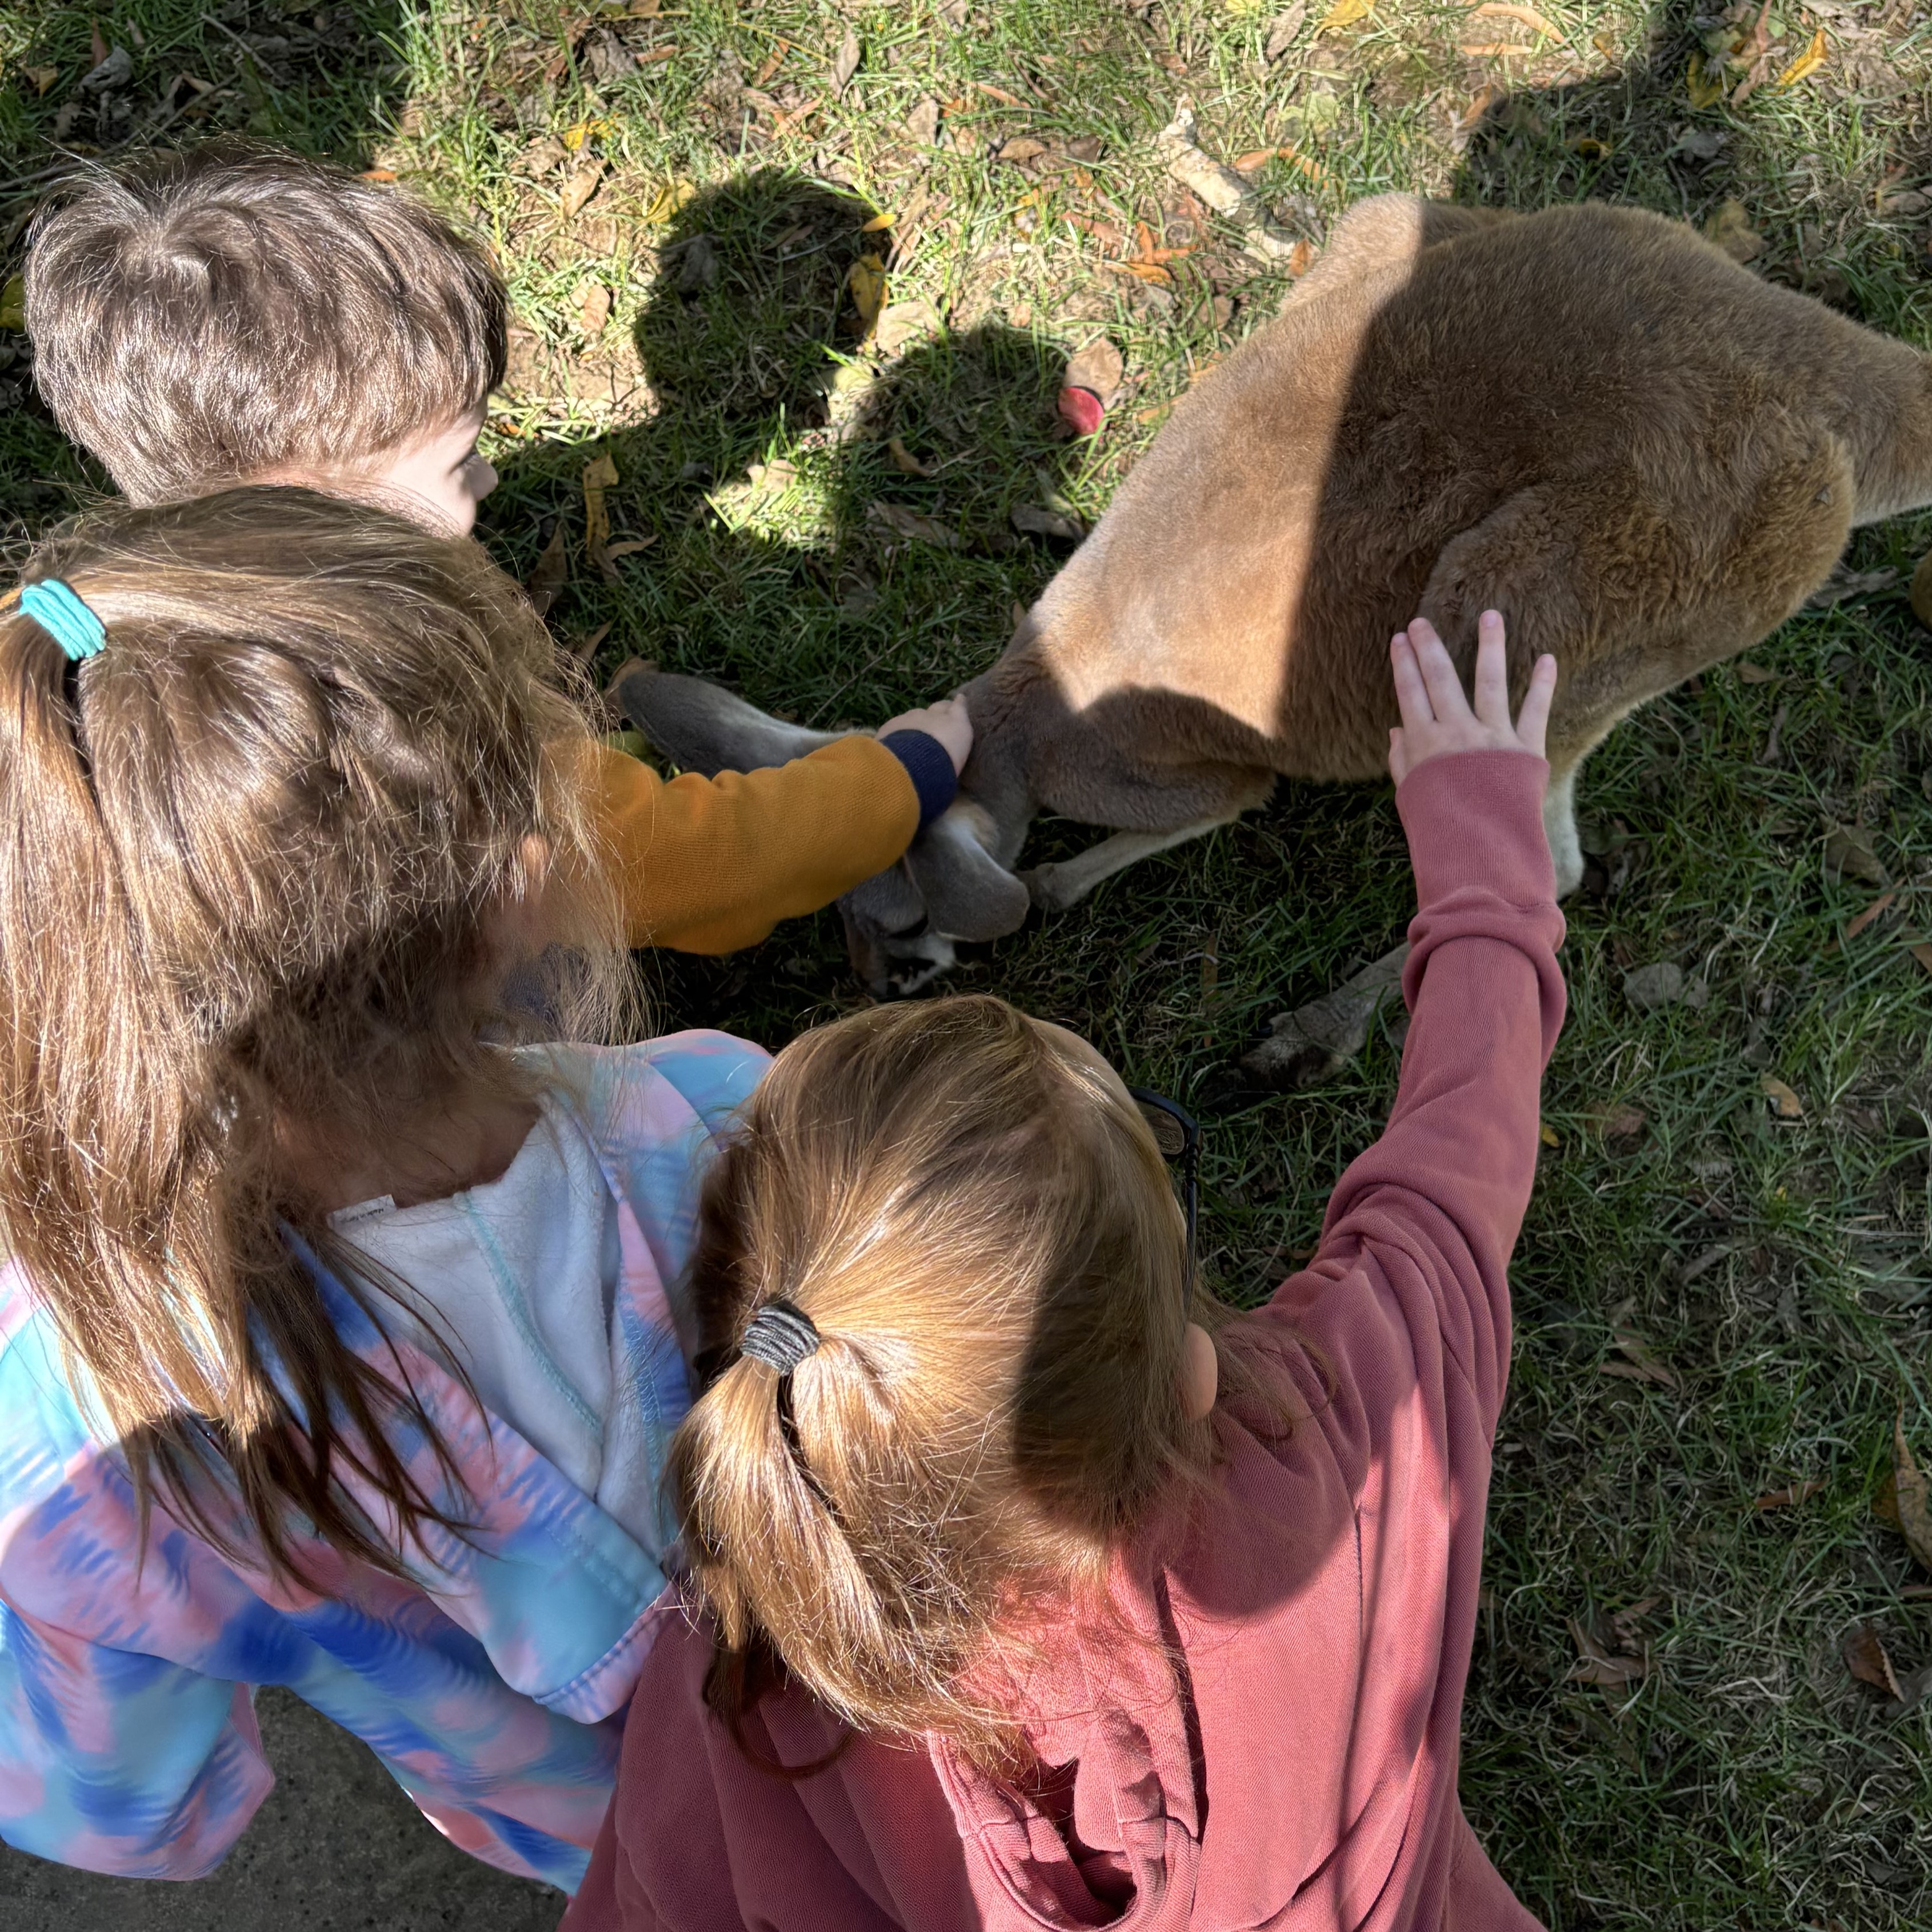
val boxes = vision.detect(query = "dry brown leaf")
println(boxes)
[1265,3,1308,59]
[1704,198,1764,264]
[1457,81,1507,131]
[1894,1414,1932,1571]
[574,279,611,335]
[1754,1478,1826,1509]
[1317,0,1373,29]
[997,135,1047,162]
[525,525,569,618]
[1606,1329,1678,1389]
[1912,550,1932,630]
[1011,503,1085,541]
[569,621,613,663]
[873,298,940,357]
[1567,1618,1649,1686]
[905,97,941,145]
[1761,1075,1803,1119]
[1735,660,1781,683]
[559,163,606,222]
[582,450,619,567]
[602,537,656,560]
[887,437,934,478]
[25,65,59,95]
[1595,1103,1647,1140]
[867,501,962,549]
[1843,892,1897,942]
[1910,942,1932,978]
[1845,1624,1902,1698]
[1825,824,1889,888]
[847,253,888,334]
[1065,337,1125,407]
[1154,107,1252,215]
[1469,0,1558,31]
[830,25,861,96]
[1459,42,1536,57]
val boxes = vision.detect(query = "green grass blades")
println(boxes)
[6,0,1932,1923]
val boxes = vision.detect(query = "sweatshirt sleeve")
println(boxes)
[579,737,921,955]
[1257,748,1565,1439]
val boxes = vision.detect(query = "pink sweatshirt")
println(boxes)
[563,748,1566,1932]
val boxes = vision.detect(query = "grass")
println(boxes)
[6,0,1932,1923]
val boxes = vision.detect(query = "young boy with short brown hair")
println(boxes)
[25,140,967,953]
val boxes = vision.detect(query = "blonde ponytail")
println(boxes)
[669,995,1219,1765]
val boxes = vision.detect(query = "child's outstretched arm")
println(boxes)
[1261,610,1562,1440]
[581,690,973,955]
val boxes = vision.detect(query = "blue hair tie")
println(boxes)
[19,580,106,663]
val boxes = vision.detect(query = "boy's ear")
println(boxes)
[608,663,846,775]
[905,803,1033,942]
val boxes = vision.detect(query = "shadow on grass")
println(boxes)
[482,167,1090,1029]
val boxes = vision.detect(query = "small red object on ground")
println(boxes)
[1057,386,1105,437]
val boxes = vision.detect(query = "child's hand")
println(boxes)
[878,693,974,777]
[1387,610,1556,786]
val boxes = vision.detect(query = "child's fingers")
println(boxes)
[1471,611,1509,726]
[1406,618,1472,722]
[1390,633,1434,730]
[1514,653,1558,757]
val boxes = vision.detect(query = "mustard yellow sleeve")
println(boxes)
[582,735,921,955]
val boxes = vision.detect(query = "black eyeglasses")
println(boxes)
[1127,1086,1199,1299]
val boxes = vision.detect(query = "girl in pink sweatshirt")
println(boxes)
[563,613,1563,1932]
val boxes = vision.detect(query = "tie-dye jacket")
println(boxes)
[0,1031,768,1893]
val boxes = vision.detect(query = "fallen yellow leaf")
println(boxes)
[1316,0,1372,30]
[847,253,888,333]
[860,210,895,232]
[582,450,619,562]
[643,178,698,225]
[561,117,614,153]
[1538,1121,1561,1148]
[1774,26,1826,87]
[1686,50,1725,109]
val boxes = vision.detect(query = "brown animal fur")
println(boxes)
[615,195,1932,993]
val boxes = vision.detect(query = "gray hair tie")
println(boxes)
[738,1301,820,1374]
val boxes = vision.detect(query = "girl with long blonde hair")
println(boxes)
[0,487,767,1890]
[567,614,1565,1932]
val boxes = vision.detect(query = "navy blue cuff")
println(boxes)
[879,730,959,830]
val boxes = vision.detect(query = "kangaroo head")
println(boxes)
[610,665,1031,995]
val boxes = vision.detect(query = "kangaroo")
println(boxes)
[615,193,1932,994]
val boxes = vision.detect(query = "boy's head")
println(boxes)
[25,141,506,532]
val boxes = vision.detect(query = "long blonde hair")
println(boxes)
[0,486,623,1581]
[670,995,1225,1766]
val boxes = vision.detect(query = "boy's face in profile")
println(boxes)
[357,402,499,535]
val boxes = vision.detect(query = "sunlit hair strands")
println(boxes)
[0,487,625,1582]
[670,994,1236,1767]
[24,140,506,504]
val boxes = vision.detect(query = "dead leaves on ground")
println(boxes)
[867,501,963,550]
[1843,1623,1932,1715]
[1887,1413,1932,1573]
[1567,1599,1657,1706]
[1704,199,1766,265]
[525,524,569,618]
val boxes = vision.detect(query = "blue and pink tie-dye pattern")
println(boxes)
[0,1031,767,1891]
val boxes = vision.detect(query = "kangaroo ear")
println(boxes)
[905,803,1034,942]
[609,665,846,776]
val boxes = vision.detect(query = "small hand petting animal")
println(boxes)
[878,693,974,775]
[1386,610,1557,785]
